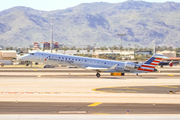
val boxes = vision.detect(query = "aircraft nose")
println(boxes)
[19,56,24,61]
[19,55,28,61]
[18,56,22,61]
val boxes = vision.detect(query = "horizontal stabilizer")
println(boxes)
[153,54,169,59]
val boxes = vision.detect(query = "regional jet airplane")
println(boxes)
[20,51,168,77]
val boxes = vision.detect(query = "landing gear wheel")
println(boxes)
[96,73,101,78]
[136,74,138,76]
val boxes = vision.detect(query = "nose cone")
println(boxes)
[19,56,24,61]
[19,54,29,61]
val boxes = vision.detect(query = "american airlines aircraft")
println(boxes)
[20,51,168,77]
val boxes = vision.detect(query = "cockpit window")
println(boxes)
[30,53,34,55]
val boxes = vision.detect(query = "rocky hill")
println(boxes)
[0,0,180,48]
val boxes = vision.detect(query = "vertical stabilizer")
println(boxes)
[137,54,169,72]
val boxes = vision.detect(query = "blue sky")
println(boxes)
[0,0,179,12]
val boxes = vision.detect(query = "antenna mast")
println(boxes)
[50,17,53,53]
[153,44,156,55]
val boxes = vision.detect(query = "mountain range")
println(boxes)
[0,0,180,48]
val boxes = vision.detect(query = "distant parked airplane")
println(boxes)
[20,52,168,77]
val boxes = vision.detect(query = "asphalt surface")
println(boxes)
[0,68,180,115]
[0,75,179,79]
[0,68,94,72]
[0,102,180,114]
[0,67,180,73]
[1,115,180,120]
[94,85,180,94]
[0,71,180,79]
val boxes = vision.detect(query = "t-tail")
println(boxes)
[137,54,169,72]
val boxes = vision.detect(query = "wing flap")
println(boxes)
[85,64,117,72]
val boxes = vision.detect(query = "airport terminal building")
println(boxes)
[0,50,16,65]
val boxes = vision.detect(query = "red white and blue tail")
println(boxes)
[137,54,169,72]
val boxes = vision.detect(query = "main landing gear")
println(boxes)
[136,74,138,76]
[96,72,101,78]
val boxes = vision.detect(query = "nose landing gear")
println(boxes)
[96,72,101,78]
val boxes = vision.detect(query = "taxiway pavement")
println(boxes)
[0,68,180,116]
[0,76,180,104]
[0,102,180,114]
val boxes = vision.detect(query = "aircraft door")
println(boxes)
[36,53,41,61]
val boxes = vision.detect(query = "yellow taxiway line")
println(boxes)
[37,75,41,77]
[88,102,102,107]
[156,85,179,88]
[167,74,174,76]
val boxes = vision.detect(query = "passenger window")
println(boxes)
[79,59,80,61]
[85,60,87,62]
[62,57,64,59]
[76,59,77,61]
[104,62,106,64]
[30,53,34,55]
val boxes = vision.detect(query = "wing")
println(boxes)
[85,64,117,72]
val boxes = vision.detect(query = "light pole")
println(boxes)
[117,34,126,55]
[128,44,131,51]
[50,17,53,53]
[128,44,131,60]
[134,44,136,58]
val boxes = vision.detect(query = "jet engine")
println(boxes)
[125,62,141,69]
[169,62,173,67]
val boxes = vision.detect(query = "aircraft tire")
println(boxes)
[96,73,101,78]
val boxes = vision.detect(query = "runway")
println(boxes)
[0,76,180,104]
[0,67,180,118]
[1,66,180,73]
[1,115,180,120]
[0,72,180,79]
[0,102,180,114]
